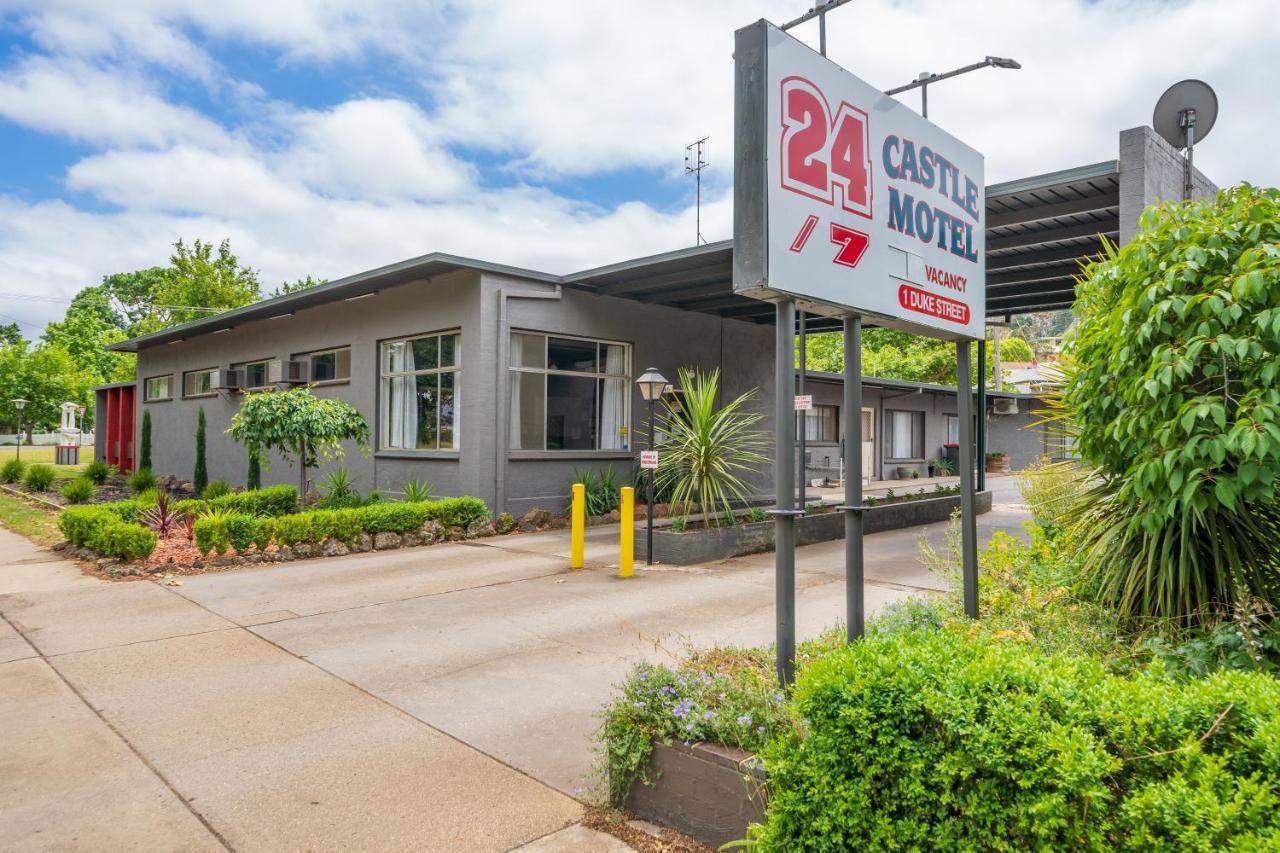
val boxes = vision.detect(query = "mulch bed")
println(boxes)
[583,808,716,853]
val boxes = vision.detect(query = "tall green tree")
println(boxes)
[269,275,327,299]
[800,328,1033,388]
[41,286,135,384]
[0,342,96,432]
[157,239,261,327]
[193,407,208,495]
[140,410,153,471]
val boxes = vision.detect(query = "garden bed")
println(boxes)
[640,489,991,565]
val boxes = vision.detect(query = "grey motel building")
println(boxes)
[102,127,1215,516]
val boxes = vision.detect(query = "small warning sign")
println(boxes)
[794,395,813,411]
[639,450,659,469]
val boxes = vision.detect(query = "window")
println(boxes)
[183,368,216,398]
[887,409,924,459]
[233,359,274,391]
[144,375,173,401]
[946,414,960,445]
[804,405,838,443]
[380,332,459,451]
[509,332,630,450]
[293,347,351,383]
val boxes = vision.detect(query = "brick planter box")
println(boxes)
[623,740,766,848]
[639,490,992,565]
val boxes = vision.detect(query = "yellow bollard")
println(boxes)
[570,483,585,569]
[619,486,634,578]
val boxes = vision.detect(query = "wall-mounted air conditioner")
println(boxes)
[284,360,309,384]
[215,369,242,390]
[992,398,1019,415]
[267,359,284,385]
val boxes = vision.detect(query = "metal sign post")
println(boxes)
[771,299,800,686]
[840,314,865,639]
[956,341,979,617]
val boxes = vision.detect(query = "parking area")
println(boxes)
[1,478,1028,850]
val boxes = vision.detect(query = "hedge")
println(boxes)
[91,522,157,561]
[209,484,297,517]
[59,506,121,547]
[753,626,1280,851]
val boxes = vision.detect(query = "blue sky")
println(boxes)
[0,0,1275,333]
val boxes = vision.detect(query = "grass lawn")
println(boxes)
[0,490,61,546]
[0,446,88,477]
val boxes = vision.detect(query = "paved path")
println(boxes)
[0,481,1029,850]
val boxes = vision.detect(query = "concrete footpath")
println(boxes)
[0,480,1029,851]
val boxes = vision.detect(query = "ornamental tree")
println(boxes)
[226,386,369,503]
[1059,184,1280,621]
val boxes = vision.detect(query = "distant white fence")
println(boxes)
[0,432,94,447]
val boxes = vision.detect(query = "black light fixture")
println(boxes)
[11,398,28,462]
[635,368,670,565]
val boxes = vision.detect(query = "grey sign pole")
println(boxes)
[771,298,800,685]
[797,312,806,510]
[955,340,979,618]
[976,338,987,492]
[841,314,865,639]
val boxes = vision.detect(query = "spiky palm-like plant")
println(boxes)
[653,367,768,527]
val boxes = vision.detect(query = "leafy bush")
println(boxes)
[319,466,357,503]
[225,513,271,553]
[139,491,185,537]
[1,457,25,484]
[207,484,297,517]
[91,522,157,561]
[567,465,622,517]
[83,458,111,485]
[59,505,120,546]
[172,498,210,518]
[139,409,152,471]
[424,496,489,529]
[22,463,56,491]
[193,407,207,496]
[751,626,1280,851]
[193,509,234,555]
[60,477,95,504]
[359,502,428,533]
[127,467,156,494]
[202,479,231,500]
[269,511,315,546]
[266,497,488,545]
[1057,185,1280,621]
[401,479,434,503]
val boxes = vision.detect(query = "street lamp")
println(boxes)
[11,399,28,462]
[885,55,1021,119]
[635,368,670,566]
[77,405,87,450]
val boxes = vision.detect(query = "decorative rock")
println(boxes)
[401,532,420,548]
[418,521,444,544]
[465,518,495,538]
[373,531,401,550]
[321,538,350,558]
[292,542,315,559]
[495,512,517,534]
[353,533,373,552]
[51,540,68,551]
[96,557,119,571]
[275,546,294,562]
[607,509,621,523]
[520,507,553,528]
[446,526,466,541]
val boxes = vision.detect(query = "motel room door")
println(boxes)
[861,408,874,484]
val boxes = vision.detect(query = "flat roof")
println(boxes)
[802,370,1040,400]
[112,160,1119,352]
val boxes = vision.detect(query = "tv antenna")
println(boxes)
[684,137,709,245]
[1152,79,1218,200]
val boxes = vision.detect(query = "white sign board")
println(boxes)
[794,395,813,411]
[733,20,986,341]
[639,450,659,469]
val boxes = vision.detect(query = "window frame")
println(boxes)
[804,404,839,444]
[291,345,352,385]
[945,413,960,446]
[143,374,173,402]
[232,357,275,392]
[378,329,461,453]
[885,408,925,461]
[508,330,632,452]
[182,367,217,399]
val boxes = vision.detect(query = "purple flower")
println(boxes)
[738,715,752,725]
[634,701,647,709]
[661,685,678,697]
[673,699,693,719]
[702,710,716,720]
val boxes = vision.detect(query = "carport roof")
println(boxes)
[111,161,1117,351]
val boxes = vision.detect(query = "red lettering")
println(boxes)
[898,284,970,325]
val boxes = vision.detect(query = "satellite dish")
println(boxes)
[1152,79,1218,149]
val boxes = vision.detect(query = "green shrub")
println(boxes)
[193,509,233,556]
[0,457,25,484]
[270,512,316,546]
[401,479,434,502]
[59,505,121,546]
[202,479,231,500]
[566,465,621,517]
[246,446,261,490]
[127,467,156,494]
[752,626,1280,852]
[172,498,210,518]
[83,458,111,485]
[91,522,157,561]
[60,477,95,504]
[139,409,152,471]
[21,463,55,491]
[224,513,270,553]
[424,497,489,529]
[207,484,297,517]
[193,407,207,496]
[329,508,364,541]
[359,502,428,533]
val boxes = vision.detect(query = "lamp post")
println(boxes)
[635,368,670,566]
[12,399,28,462]
[77,404,87,453]
[884,56,1021,119]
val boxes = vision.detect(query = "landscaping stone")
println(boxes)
[373,531,401,550]
[321,538,350,558]
[275,546,294,562]
[292,542,316,559]
[495,512,517,534]
[401,532,420,548]
[96,557,119,572]
[351,533,373,553]
[465,519,494,538]
[418,521,444,544]
[520,507,552,528]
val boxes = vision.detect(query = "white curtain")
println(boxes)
[598,344,626,449]
[891,411,915,458]
[509,334,524,449]
[386,342,417,449]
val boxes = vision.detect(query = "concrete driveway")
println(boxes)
[1,479,1029,850]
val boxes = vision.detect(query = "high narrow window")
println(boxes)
[804,405,839,443]
[509,332,630,450]
[380,332,459,451]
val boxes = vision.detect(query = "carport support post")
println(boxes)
[771,299,799,686]
[842,314,865,640]
[977,334,987,492]
[956,340,979,619]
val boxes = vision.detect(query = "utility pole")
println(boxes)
[684,137,709,246]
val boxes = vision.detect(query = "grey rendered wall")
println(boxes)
[1118,126,1218,244]
[986,396,1050,471]
[485,275,776,518]
[134,269,481,499]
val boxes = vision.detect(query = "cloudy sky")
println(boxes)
[0,0,1275,333]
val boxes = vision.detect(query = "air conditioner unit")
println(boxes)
[992,398,1019,415]
[266,359,285,385]
[215,369,242,390]
[284,360,309,384]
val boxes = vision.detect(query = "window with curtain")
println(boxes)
[292,347,351,383]
[380,331,460,451]
[509,332,630,450]
[144,375,173,401]
[946,414,960,445]
[887,409,924,459]
[183,368,216,398]
[804,405,838,443]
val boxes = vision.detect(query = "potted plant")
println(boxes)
[926,458,939,477]
[985,450,1011,473]
[934,456,956,476]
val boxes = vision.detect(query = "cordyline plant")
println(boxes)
[653,367,768,527]
[1052,184,1280,622]
[226,386,369,505]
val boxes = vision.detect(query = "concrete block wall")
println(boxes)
[1118,125,1219,244]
